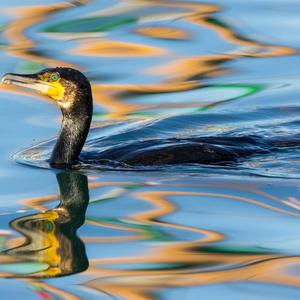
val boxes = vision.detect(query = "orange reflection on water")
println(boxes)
[92,1,295,118]
[149,53,233,83]
[135,26,189,40]
[1,177,300,299]
[83,186,300,299]
[3,4,78,68]
[1,0,297,121]
[140,0,220,14]
[1,1,300,299]
[92,81,199,119]
[71,39,168,57]
[86,256,300,300]
[187,15,297,58]
[18,194,58,211]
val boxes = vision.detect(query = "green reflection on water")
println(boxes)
[44,16,138,33]
[198,83,264,112]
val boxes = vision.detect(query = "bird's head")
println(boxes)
[2,67,93,166]
[2,67,92,114]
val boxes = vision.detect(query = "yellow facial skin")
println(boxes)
[1,71,65,102]
[37,72,64,100]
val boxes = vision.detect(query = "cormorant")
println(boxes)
[2,67,299,169]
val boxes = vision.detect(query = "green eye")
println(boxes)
[43,221,54,232]
[50,72,60,82]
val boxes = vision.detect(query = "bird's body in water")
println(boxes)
[2,67,300,169]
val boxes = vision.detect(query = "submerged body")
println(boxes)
[80,135,270,166]
[2,67,299,168]
[80,134,300,166]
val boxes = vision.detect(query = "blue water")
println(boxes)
[1,0,300,299]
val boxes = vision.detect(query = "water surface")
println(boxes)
[1,0,300,299]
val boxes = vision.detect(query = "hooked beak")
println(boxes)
[1,72,52,95]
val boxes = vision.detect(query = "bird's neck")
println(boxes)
[50,112,92,168]
[56,171,89,226]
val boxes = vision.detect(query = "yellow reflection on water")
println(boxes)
[4,172,89,278]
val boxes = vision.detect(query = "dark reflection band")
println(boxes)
[5,171,89,278]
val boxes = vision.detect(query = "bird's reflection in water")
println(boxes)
[5,172,89,277]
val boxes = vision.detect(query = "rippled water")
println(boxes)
[1,0,300,299]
